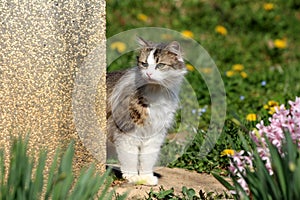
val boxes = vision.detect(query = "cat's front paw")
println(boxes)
[122,173,158,186]
[122,173,140,184]
[138,174,158,186]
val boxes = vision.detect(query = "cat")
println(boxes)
[106,37,186,185]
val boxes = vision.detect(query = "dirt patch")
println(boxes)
[111,167,228,199]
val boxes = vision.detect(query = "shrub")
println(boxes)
[0,137,127,200]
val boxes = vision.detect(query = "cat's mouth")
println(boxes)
[144,76,157,83]
[146,76,154,80]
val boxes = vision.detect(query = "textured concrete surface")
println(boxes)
[0,0,106,173]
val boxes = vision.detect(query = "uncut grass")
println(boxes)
[107,0,300,173]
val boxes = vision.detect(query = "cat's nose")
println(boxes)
[146,72,152,78]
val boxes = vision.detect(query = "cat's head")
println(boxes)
[136,37,186,87]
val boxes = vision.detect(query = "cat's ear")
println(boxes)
[136,36,150,47]
[166,41,184,61]
[166,41,181,54]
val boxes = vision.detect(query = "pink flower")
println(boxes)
[228,150,253,195]
[230,97,300,194]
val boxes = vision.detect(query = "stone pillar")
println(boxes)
[0,0,106,172]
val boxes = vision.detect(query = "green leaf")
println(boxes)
[29,151,46,199]
[212,172,234,191]
[187,188,196,198]
[45,150,59,200]
[268,140,285,198]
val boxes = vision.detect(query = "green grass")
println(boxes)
[107,0,300,173]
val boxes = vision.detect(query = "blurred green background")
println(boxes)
[106,0,300,173]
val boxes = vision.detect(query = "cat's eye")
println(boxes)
[155,63,166,69]
[139,62,149,68]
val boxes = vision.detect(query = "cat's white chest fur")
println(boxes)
[142,86,179,136]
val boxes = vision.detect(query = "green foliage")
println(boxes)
[107,0,300,173]
[106,1,300,198]
[213,133,300,200]
[146,186,231,200]
[168,120,250,174]
[0,136,126,200]
[147,187,175,200]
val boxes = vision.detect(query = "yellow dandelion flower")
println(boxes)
[186,64,195,71]
[268,107,277,115]
[201,67,213,74]
[221,149,235,157]
[137,13,149,22]
[181,30,194,39]
[215,25,228,36]
[240,71,248,78]
[110,41,127,53]
[232,64,244,72]
[264,100,280,115]
[268,100,279,107]
[263,104,269,110]
[274,38,287,49]
[263,3,274,11]
[226,70,235,77]
[246,113,257,121]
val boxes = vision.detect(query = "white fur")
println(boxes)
[145,50,157,80]
[147,49,156,65]
[109,65,185,185]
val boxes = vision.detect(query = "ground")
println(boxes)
[112,167,228,199]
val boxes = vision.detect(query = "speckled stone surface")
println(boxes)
[0,0,106,173]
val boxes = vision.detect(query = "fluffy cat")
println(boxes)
[106,37,186,185]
